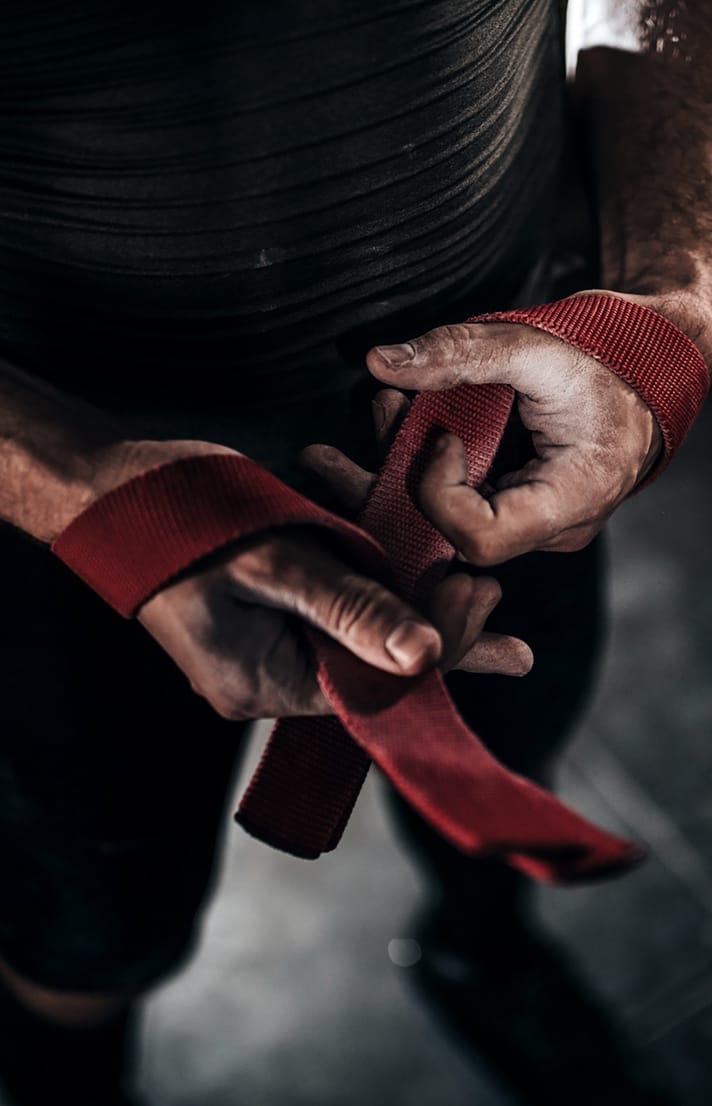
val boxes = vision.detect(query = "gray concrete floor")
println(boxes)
[135,400,712,1106]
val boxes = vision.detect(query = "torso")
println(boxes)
[1,1,565,414]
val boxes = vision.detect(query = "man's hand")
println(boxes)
[364,292,664,565]
[138,526,531,722]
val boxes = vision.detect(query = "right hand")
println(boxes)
[137,524,532,721]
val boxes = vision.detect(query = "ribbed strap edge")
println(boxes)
[51,453,385,617]
[470,293,709,486]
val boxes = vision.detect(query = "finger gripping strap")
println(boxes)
[51,293,706,885]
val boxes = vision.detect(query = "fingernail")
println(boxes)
[374,342,416,367]
[386,619,440,670]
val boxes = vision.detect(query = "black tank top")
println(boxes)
[0,0,566,409]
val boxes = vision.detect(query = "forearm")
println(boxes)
[0,359,234,543]
[573,2,712,359]
[0,359,131,541]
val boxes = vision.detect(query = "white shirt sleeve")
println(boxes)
[566,0,643,76]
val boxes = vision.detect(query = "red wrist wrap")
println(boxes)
[52,452,386,620]
[51,294,709,885]
[475,293,709,484]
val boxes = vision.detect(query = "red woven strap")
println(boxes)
[475,293,709,484]
[51,453,387,619]
[50,293,707,885]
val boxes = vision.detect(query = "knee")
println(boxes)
[0,956,132,1029]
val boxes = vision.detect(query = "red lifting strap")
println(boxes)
[52,294,709,885]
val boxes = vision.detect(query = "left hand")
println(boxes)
[362,291,664,565]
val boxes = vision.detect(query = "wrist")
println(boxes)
[91,438,239,496]
[52,452,384,619]
[570,286,711,482]
[574,285,712,366]
[471,293,709,487]
[32,438,240,546]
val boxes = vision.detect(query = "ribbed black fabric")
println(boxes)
[0,0,565,409]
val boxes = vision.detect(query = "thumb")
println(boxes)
[225,531,442,677]
[366,321,557,393]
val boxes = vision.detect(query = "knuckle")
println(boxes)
[187,675,208,700]
[553,525,597,553]
[423,323,472,373]
[560,536,586,553]
[255,533,292,578]
[230,529,303,586]
[472,548,502,568]
[208,672,255,721]
[437,321,472,353]
[537,492,567,536]
[450,526,480,562]
[327,576,390,638]
[456,532,500,566]
[501,324,548,378]
[211,693,247,722]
